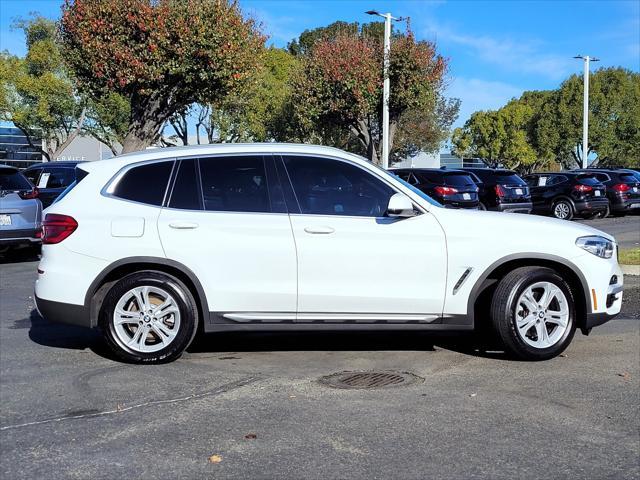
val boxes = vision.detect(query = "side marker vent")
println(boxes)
[453,268,473,295]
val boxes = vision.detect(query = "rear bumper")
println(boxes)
[611,198,640,212]
[0,228,40,245]
[494,201,532,213]
[34,294,91,328]
[443,201,480,209]
[574,198,609,214]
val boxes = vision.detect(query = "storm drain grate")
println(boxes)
[319,371,423,390]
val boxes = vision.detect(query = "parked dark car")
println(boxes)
[460,168,532,213]
[574,168,640,216]
[0,165,42,252]
[23,161,83,208]
[524,172,608,220]
[391,168,480,209]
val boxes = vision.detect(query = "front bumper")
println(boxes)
[34,294,91,328]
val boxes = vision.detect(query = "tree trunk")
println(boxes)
[121,91,178,154]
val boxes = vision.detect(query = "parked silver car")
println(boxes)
[0,165,42,252]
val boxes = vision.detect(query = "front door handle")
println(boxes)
[169,222,199,230]
[304,226,335,235]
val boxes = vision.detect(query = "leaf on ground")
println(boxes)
[244,433,257,440]
[617,372,631,381]
[469,393,477,398]
[208,454,223,464]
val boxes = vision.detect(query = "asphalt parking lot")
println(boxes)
[1,215,639,480]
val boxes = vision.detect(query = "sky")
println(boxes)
[1,0,639,131]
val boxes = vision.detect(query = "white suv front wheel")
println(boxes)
[99,271,199,363]
[490,266,576,360]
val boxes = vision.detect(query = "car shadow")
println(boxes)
[0,246,40,265]
[25,308,518,362]
[25,309,119,361]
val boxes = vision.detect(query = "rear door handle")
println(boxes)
[169,222,199,230]
[304,226,335,235]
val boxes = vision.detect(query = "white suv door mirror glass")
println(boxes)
[386,192,415,217]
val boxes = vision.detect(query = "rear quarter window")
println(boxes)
[111,161,174,206]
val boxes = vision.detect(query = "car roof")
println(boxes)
[462,167,516,174]
[76,143,371,175]
[0,164,19,173]
[25,161,85,169]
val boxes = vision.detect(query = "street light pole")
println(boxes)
[574,55,599,169]
[366,10,403,169]
[382,13,391,170]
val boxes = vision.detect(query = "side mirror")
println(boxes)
[386,192,415,218]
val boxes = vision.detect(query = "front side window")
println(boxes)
[199,156,270,213]
[283,155,395,217]
[112,161,174,206]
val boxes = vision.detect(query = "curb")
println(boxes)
[621,264,640,276]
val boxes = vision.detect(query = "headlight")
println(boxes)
[576,236,614,259]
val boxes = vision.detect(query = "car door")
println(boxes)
[157,155,297,321]
[525,175,544,210]
[281,154,447,322]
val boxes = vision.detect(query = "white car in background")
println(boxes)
[35,144,623,363]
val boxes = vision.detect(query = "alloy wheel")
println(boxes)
[553,202,571,219]
[112,285,181,353]
[515,281,570,349]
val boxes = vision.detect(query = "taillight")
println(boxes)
[612,183,630,193]
[573,184,593,193]
[18,187,39,199]
[494,185,506,197]
[42,214,77,245]
[434,186,458,196]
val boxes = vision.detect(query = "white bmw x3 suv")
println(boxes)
[35,144,623,363]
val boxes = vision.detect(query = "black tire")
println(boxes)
[99,271,199,364]
[490,266,576,361]
[597,206,610,219]
[552,199,573,220]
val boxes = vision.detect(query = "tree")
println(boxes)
[1,16,86,161]
[288,22,453,164]
[60,0,265,153]
[451,101,539,171]
[207,47,300,143]
[83,93,130,155]
[455,68,640,170]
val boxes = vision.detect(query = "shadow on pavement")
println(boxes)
[25,309,119,361]
[0,245,40,265]
[25,308,517,362]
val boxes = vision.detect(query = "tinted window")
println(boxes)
[444,173,476,186]
[0,169,32,190]
[113,161,174,206]
[493,171,526,186]
[199,156,270,213]
[524,176,538,187]
[44,168,75,189]
[414,171,441,184]
[283,155,395,217]
[169,159,202,210]
[619,173,637,183]
[576,175,600,186]
[546,175,566,186]
[53,167,89,205]
[23,168,42,184]
[593,173,610,182]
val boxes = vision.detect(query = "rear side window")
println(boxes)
[169,159,202,210]
[576,175,600,186]
[493,171,526,186]
[23,168,42,185]
[619,173,637,183]
[40,168,75,189]
[0,169,32,190]
[199,156,270,213]
[414,171,441,184]
[444,173,475,186]
[112,161,174,206]
[546,175,567,186]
